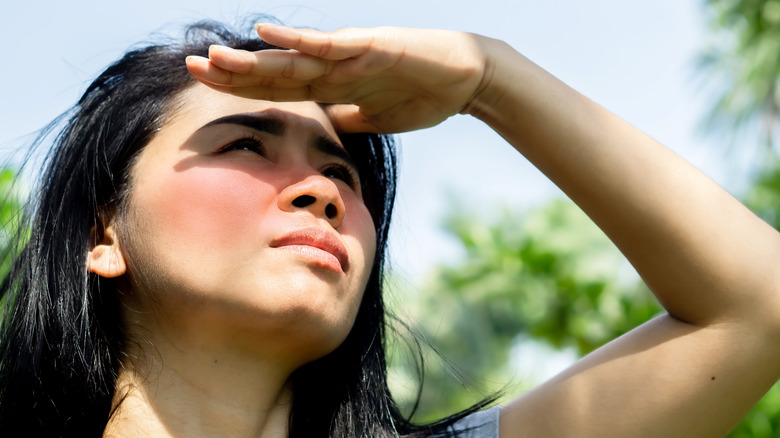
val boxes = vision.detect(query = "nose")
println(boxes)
[278,174,346,228]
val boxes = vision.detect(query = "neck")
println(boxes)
[104,316,298,438]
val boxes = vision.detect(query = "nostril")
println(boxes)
[325,204,338,219]
[292,195,315,208]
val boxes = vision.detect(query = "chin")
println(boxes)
[261,312,356,366]
[237,284,361,363]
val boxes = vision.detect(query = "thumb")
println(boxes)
[326,104,384,134]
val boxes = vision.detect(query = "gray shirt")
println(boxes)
[431,407,500,437]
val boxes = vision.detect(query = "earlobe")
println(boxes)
[87,219,127,278]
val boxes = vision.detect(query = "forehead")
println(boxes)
[164,83,339,141]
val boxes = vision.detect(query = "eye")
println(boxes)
[219,136,266,156]
[321,163,359,189]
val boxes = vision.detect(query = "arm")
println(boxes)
[186,25,780,437]
[469,39,780,437]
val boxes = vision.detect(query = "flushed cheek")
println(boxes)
[144,166,275,250]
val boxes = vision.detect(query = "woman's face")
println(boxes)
[118,84,377,363]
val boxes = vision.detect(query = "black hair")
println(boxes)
[0,19,493,437]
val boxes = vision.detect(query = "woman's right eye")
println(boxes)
[219,137,266,156]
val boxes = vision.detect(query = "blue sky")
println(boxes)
[1,1,732,282]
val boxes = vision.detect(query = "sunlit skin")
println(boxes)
[181,24,780,438]
[88,21,780,437]
[95,84,376,437]
[126,85,375,359]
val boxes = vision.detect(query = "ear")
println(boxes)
[87,217,127,278]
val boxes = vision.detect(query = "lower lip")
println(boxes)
[276,245,344,274]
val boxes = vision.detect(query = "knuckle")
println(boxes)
[322,60,336,76]
[281,59,296,79]
[235,52,255,75]
[224,71,235,86]
[317,37,333,58]
[259,76,275,88]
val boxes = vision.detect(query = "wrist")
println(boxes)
[459,36,514,122]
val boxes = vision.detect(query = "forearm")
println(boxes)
[465,37,780,328]
[192,24,780,329]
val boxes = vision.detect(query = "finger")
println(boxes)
[325,104,383,134]
[187,55,308,88]
[202,82,313,101]
[208,45,333,82]
[186,55,225,80]
[255,23,375,61]
[190,75,314,102]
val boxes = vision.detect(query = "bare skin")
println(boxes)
[93,91,376,438]
[181,24,780,437]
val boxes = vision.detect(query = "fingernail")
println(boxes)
[185,55,207,64]
[255,22,289,31]
[184,55,209,71]
[208,44,230,55]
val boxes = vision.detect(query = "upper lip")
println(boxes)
[269,227,350,272]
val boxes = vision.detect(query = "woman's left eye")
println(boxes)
[322,164,358,188]
[219,137,266,155]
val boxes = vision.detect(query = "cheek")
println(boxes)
[142,166,275,248]
[343,197,378,286]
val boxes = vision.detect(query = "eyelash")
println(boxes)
[218,136,361,189]
[322,163,359,189]
[219,135,267,155]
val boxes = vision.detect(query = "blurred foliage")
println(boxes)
[430,199,660,357]
[699,0,780,149]
[388,1,780,433]
[389,177,780,432]
[744,156,780,228]
[729,161,780,437]
[0,168,25,282]
[699,1,780,433]
[388,199,661,421]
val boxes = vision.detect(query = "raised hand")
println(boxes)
[185,24,490,133]
[182,22,780,438]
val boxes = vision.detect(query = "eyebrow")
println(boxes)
[200,113,357,169]
[201,113,286,135]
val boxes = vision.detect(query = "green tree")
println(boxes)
[388,2,780,432]
[388,199,661,421]
[722,162,780,437]
[699,0,780,149]
[389,191,780,434]
[698,1,780,435]
[0,168,24,282]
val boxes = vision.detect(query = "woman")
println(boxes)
[0,21,485,437]
[2,18,780,438]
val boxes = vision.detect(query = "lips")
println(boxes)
[269,227,350,273]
